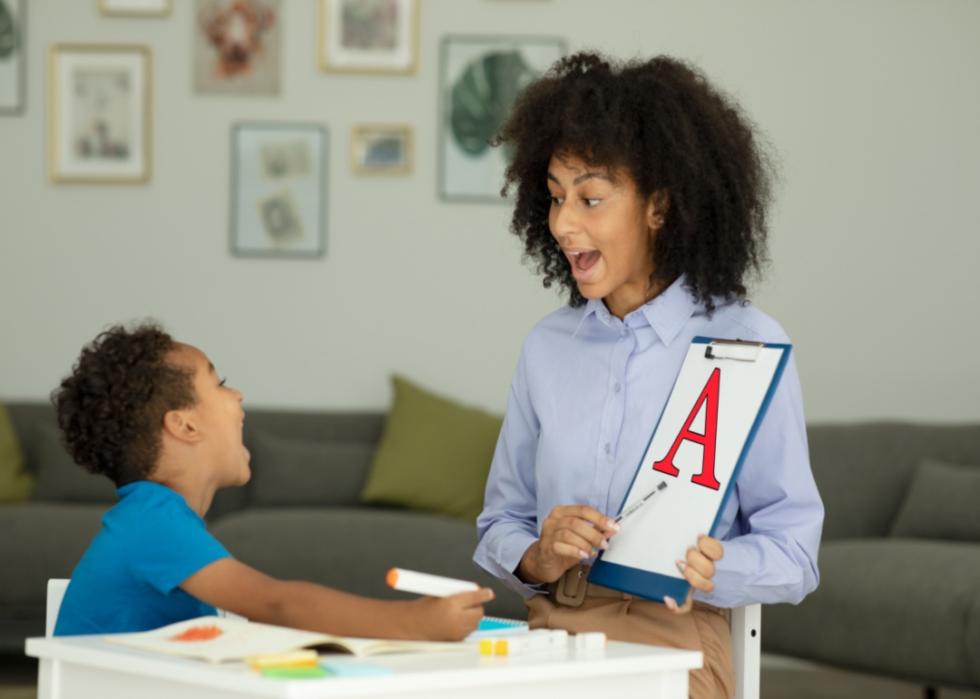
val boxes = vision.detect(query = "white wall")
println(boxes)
[1,0,978,423]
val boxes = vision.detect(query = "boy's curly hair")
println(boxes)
[52,323,196,486]
[497,51,774,311]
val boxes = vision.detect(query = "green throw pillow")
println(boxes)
[0,403,33,502]
[360,375,502,522]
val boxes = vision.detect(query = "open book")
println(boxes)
[104,616,467,663]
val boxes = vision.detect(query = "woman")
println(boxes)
[474,52,824,699]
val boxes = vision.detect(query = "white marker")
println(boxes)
[614,480,669,525]
[386,568,479,597]
[574,632,607,651]
[478,631,569,657]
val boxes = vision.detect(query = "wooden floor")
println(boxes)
[2,654,979,698]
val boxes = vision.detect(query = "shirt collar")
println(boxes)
[571,297,608,338]
[571,275,701,346]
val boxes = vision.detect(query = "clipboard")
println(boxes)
[588,336,792,603]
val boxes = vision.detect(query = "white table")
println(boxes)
[26,635,702,699]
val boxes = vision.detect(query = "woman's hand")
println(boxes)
[664,534,724,614]
[517,505,619,584]
[410,588,494,641]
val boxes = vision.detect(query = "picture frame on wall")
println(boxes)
[98,0,173,17]
[439,35,565,202]
[48,43,152,184]
[0,0,26,115]
[351,123,412,175]
[231,123,327,259]
[318,0,419,75]
[194,0,281,95]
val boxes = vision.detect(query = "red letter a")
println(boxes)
[652,367,722,491]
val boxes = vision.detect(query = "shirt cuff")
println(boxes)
[474,526,549,599]
[692,536,807,608]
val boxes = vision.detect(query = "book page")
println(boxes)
[106,616,338,663]
[104,616,467,662]
[344,639,466,656]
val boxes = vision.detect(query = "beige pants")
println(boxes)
[526,584,734,699]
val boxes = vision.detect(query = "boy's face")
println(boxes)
[170,344,251,487]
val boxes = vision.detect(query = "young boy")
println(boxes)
[53,323,492,639]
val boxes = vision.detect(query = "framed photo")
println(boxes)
[48,44,152,184]
[439,35,565,202]
[231,123,327,258]
[0,0,25,115]
[194,0,281,95]
[318,0,418,75]
[98,0,172,17]
[351,123,412,175]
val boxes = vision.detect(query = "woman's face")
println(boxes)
[547,153,661,317]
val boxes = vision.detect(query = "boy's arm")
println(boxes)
[181,558,492,641]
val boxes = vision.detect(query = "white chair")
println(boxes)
[731,603,762,699]
[39,578,71,699]
[45,578,69,637]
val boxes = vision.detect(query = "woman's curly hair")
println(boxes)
[52,323,195,486]
[497,51,774,311]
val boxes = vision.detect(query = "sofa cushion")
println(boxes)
[211,508,526,620]
[889,460,980,542]
[360,375,502,522]
[807,423,980,541]
[0,503,107,619]
[248,431,373,507]
[31,424,117,503]
[763,539,980,687]
[0,403,33,502]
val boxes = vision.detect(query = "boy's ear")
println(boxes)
[162,408,202,445]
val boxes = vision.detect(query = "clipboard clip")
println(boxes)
[704,339,764,362]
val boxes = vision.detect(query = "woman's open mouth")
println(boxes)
[567,249,602,282]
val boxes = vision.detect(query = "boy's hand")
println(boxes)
[411,588,494,641]
[664,534,724,614]
[518,505,619,584]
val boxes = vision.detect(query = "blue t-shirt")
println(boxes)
[54,480,230,636]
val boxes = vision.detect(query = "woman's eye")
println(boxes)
[550,195,564,206]
[219,378,227,387]
[585,198,601,208]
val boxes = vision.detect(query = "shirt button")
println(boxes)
[613,382,622,393]
[604,443,612,455]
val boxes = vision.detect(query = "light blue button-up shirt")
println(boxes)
[474,276,824,609]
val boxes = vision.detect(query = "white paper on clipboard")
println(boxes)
[589,337,790,601]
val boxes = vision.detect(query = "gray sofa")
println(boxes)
[3,403,979,695]
[765,422,980,692]
[0,401,527,652]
